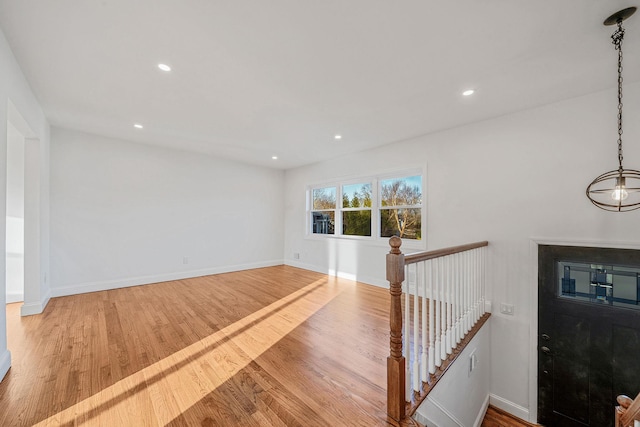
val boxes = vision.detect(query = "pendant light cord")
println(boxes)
[613,21,625,172]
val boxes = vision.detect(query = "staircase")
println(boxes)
[385,237,490,426]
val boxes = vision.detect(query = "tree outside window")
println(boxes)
[307,172,424,243]
[380,176,422,240]
[342,183,372,236]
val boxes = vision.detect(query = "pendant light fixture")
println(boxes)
[586,7,640,212]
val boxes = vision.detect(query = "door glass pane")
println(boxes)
[558,261,640,310]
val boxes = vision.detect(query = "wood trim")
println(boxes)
[387,236,406,422]
[620,392,640,427]
[404,241,488,264]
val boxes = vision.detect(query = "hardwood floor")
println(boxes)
[1,265,529,426]
[482,405,540,427]
[0,266,393,426]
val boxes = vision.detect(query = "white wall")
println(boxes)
[50,127,285,295]
[6,122,25,303]
[283,81,640,421]
[6,122,24,219]
[0,26,50,381]
[6,217,24,303]
[414,321,491,427]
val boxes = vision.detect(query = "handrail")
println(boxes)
[616,392,640,427]
[386,237,489,426]
[404,241,488,264]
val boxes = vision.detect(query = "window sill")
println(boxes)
[303,233,427,251]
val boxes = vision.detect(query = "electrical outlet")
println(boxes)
[500,303,514,315]
[293,252,300,260]
[183,257,189,265]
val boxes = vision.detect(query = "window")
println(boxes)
[558,261,640,310]
[379,175,422,240]
[342,183,372,236]
[308,170,424,243]
[311,186,336,234]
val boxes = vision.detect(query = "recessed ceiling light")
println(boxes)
[158,63,171,72]
[272,156,278,160]
[462,89,475,96]
[334,135,342,140]
[134,123,143,129]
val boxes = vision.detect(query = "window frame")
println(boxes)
[306,168,426,249]
[310,186,337,235]
[340,181,373,237]
[378,173,423,241]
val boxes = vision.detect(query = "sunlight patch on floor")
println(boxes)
[34,277,342,426]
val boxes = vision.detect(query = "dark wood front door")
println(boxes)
[538,245,640,427]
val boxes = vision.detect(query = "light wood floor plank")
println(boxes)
[481,405,539,427]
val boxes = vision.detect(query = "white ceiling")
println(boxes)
[1,1,639,170]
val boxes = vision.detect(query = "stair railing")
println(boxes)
[386,236,489,424]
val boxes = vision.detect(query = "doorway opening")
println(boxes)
[6,121,25,304]
[5,100,43,317]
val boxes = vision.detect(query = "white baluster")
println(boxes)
[428,259,436,374]
[460,252,465,336]
[451,253,457,345]
[475,248,481,323]
[439,257,447,363]
[443,255,449,355]
[451,253,457,346]
[420,261,428,381]
[481,246,486,314]
[446,255,453,355]
[434,257,442,368]
[455,252,462,344]
[468,250,473,332]
[404,265,411,398]
[465,250,471,334]
[471,250,477,325]
[469,251,476,330]
[412,264,420,392]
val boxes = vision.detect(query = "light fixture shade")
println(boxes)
[586,8,639,212]
[586,169,640,211]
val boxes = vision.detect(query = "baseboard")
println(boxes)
[284,259,389,288]
[20,288,51,316]
[0,349,11,382]
[473,394,491,427]
[5,292,24,304]
[427,395,465,426]
[489,393,530,422]
[51,260,284,297]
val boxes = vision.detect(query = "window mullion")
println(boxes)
[336,185,343,236]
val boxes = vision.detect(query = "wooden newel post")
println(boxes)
[387,236,406,423]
